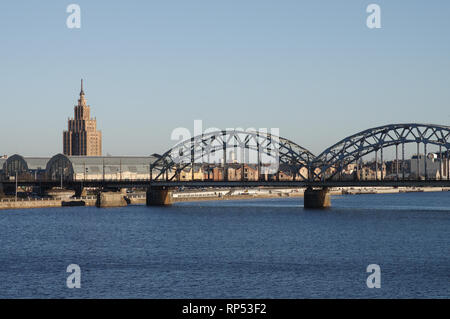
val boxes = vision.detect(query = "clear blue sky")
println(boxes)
[1,1,449,156]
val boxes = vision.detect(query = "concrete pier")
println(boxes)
[146,187,173,206]
[96,191,128,208]
[304,187,331,208]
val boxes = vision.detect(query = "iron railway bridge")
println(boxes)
[2,123,450,208]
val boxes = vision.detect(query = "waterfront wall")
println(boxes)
[0,198,63,210]
[0,196,97,210]
[1,187,449,210]
[0,193,146,210]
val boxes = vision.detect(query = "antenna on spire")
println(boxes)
[80,78,84,95]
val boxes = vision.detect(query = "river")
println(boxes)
[0,192,448,298]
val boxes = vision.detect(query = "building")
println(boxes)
[179,165,205,181]
[226,164,259,181]
[357,161,387,180]
[63,79,102,156]
[0,154,158,181]
[0,154,48,180]
[385,159,410,178]
[0,154,283,182]
[410,153,450,180]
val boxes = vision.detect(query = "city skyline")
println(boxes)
[1,1,449,157]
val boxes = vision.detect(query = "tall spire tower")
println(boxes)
[63,79,102,156]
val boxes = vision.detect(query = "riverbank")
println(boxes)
[1,187,449,210]
[173,191,304,203]
[0,198,65,210]
[172,186,450,203]
[0,194,144,210]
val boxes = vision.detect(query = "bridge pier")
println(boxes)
[304,187,331,209]
[146,187,173,206]
[96,191,128,208]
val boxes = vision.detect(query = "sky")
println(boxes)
[0,0,449,157]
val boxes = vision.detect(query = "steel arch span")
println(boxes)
[151,130,315,182]
[311,123,450,181]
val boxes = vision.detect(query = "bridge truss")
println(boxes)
[3,123,450,186]
[150,130,316,182]
[311,124,450,181]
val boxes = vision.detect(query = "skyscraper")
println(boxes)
[63,79,102,156]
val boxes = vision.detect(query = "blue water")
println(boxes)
[0,192,448,298]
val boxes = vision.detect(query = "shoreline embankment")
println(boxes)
[1,187,449,210]
[172,187,450,203]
